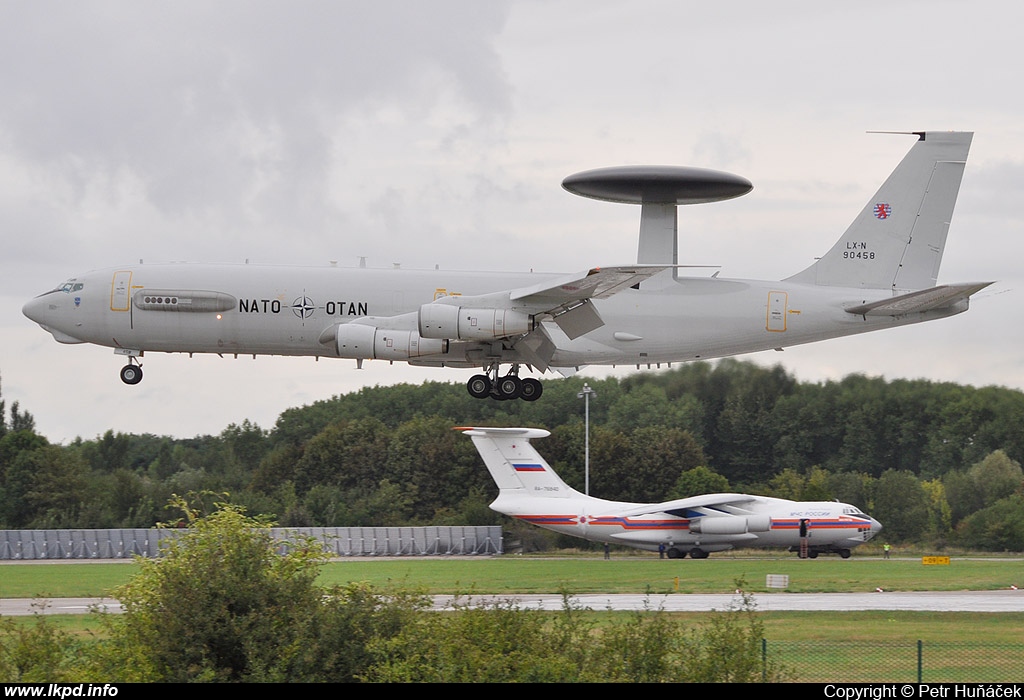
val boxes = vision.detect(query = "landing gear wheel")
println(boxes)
[807,550,819,559]
[689,548,709,559]
[467,374,491,399]
[497,375,522,400]
[120,364,143,385]
[666,547,684,559]
[840,549,851,559]
[520,377,543,401]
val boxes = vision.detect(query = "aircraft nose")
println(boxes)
[868,518,882,539]
[22,294,52,324]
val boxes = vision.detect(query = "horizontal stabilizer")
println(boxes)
[845,282,993,317]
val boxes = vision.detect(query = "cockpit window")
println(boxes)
[57,280,83,293]
[843,506,867,517]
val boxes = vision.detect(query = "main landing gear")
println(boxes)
[466,364,542,401]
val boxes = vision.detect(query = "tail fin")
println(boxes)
[787,131,972,291]
[457,427,577,499]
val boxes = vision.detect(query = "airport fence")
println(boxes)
[763,640,1024,683]
[0,526,503,560]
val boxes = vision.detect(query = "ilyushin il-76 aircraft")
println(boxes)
[23,131,990,400]
[459,426,882,558]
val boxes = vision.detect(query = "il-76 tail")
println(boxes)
[458,427,882,559]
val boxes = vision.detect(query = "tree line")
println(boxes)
[1,360,1022,549]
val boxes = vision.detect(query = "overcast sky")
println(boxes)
[2,1,1021,443]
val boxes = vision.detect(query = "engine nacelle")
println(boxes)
[332,323,447,360]
[418,304,532,340]
[688,514,771,535]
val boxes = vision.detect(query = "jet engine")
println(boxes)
[327,323,448,361]
[688,514,771,535]
[418,303,532,340]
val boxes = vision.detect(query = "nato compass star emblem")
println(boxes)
[291,295,316,320]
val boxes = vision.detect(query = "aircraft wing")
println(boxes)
[508,264,670,342]
[608,493,759,519]
[845,282,993,317]
[509,264,670,303]
[422,264,671,354]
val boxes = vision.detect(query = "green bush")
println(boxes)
[0,608,80,682]
[82,496,425,682]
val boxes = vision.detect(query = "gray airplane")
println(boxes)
[460,426,882,558]
[23,131,989,400]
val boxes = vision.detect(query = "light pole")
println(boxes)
[577,383,597,495]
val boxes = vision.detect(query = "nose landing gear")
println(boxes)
[120,360,143,385]
[466,364,543,401]
[118,352,144,385]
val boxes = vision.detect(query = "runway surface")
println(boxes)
[3,590,1022,616]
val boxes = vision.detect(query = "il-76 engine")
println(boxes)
[687,514,772,535]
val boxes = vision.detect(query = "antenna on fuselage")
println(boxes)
[561,165,752,278]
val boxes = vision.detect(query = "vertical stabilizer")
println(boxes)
[787,131,972,291]
[457,427,577,499]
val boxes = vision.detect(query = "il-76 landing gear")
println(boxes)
[467,364,542,401]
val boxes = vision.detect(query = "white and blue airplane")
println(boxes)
[459,426,882,558]
[23,131,989,400]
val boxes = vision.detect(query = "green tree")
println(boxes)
[669,465,731,499]
[8,401,35,434]
[956,495,1024,551]
[1,446,88,528]
[944,450,1024,525]
[921,478,953,542]
[292,418,390,495]
[0,372,6,440]
[870,470,930,542]
[827,471,873,513]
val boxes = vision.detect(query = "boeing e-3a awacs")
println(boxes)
[23,131,991,400]
[459,426,882,558]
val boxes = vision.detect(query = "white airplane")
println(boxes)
[23,131,990,400]
[459,426,882,558]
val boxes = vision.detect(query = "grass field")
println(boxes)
[3,554,1021,598]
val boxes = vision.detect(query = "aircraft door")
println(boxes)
[767,291,788,332]
[109,271,135,331]
[110,271,132,312]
